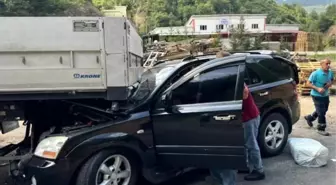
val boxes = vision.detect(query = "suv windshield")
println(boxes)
[129,64,180,104]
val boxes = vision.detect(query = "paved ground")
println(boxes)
[160,96,336,185]
[0,96,335,185]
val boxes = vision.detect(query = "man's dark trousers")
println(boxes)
[306,96,330,131]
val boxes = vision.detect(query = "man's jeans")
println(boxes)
[210,116,264,185]
[307,96,330,131]
[243,116,264,173]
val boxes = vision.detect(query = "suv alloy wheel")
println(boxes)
[258,113,289,157]
[76,149,139,185]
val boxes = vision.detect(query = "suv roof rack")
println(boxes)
[231,50,278,55]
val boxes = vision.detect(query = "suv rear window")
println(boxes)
[244,67,261,85]
[258,58,295,81]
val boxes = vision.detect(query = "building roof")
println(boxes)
[149,26,195,36]
[265,24,300,33]
[190,14,268,18]
[102,6,128,17]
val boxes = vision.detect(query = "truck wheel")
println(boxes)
[258,113,289,157]
[76,149,139,185]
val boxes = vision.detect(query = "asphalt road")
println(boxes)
[157,119,336,185]
[0,121,336,185]
[1,96,336,185]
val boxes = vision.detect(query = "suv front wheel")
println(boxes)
[258,113,289,157]
[76,149,139,185]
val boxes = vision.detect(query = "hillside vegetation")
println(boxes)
[0,0,335,34]
[276,0,332,6]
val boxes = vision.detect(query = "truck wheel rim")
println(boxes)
[96,154,132,185]
[264,120,285,150]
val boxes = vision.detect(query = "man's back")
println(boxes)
[243,84,259,122]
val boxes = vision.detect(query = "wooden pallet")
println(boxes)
[296,61,321,96]
[298,87,312,96]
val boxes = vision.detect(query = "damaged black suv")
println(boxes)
[21,53,300,185]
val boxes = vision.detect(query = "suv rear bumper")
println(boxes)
[292,100,301,125]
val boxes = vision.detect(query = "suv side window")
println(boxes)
[244,67,261,85]
[171,65,238,105]
[258,58,294,81]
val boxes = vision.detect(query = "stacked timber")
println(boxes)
[294,32,324,52]
[295,31,308,52]
[296,61,321,95]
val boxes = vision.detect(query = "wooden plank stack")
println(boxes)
[294,32,324,52]
[296,61,321,96]
[295,31,308,52]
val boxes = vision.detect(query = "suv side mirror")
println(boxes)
[161,91,173,112]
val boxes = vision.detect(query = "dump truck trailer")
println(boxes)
[0,16,143,101]
[0,17,144,178]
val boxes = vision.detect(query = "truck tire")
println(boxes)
[258,113,289,157]
[76,149,139,185]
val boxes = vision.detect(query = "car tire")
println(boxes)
[258,113,289,157]
[76,149,139,185]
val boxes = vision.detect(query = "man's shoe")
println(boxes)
[317,130,330,136]
[304,116,313,127]
[244,170,265,181]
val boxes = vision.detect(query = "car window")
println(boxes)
[171,65,238,105]
[244,67,261,85]
[258,58,294,81]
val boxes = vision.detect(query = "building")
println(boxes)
[150,14,299,36]
[186,14,267,34]
[102,6,128,17]
[149,14,300,50]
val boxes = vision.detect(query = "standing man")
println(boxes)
[207,51,265,185]
[242,83,265,181]
[208,84,265,185]
[304,59,334,136]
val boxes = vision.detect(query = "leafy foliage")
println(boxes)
[0,0,101,16]
[229,16,253,51]
[0,0,335,34]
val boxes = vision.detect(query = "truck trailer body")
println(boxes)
[0,17,144,101]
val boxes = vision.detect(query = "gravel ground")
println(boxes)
[0,96,335,185]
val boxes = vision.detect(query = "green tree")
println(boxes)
[251,34,264,50]
[319,14,334,33]
[229,16,251,51]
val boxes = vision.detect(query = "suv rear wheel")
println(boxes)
[258,113,289,157]
[76,149,139,185]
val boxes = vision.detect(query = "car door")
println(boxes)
[244,64,271,108]
[151,58,247,170]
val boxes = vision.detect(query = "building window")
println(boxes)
[252,24,259,29]
[216,24,224,30]
[200,25,207,31]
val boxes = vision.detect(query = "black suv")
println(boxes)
[21,53,300,185]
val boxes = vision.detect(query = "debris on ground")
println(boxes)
[288,137,329,168]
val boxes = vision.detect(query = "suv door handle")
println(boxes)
[259,91,269,96]
[213,115,236,121]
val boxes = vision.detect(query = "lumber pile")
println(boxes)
[294,32,324,52]
[295,31,308,52]
[296,61,321,95]
[144,38,222,61]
